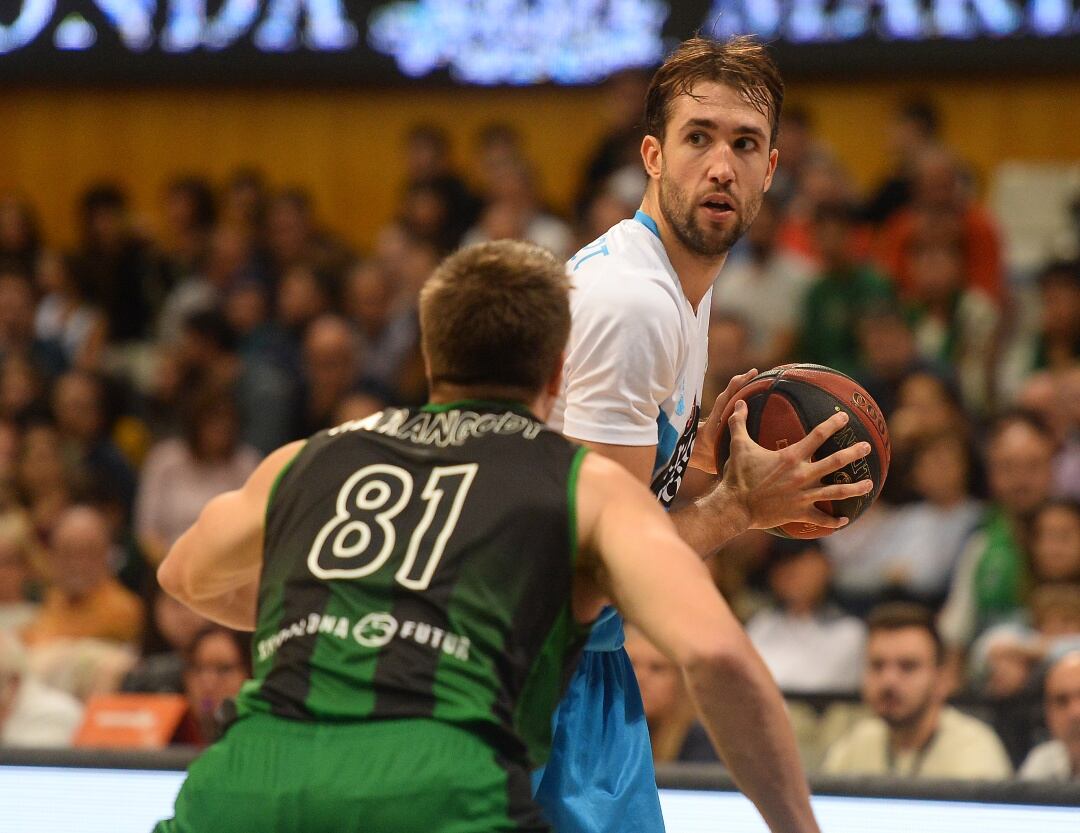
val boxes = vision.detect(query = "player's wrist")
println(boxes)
[704,480,752,539]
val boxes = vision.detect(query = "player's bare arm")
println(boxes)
[570,372,873,557]
[573,452,821,833]
[157,440,305,631]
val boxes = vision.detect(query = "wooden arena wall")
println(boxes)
[2,76,1079,252]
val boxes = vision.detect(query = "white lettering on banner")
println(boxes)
[257,610,471,663]
[2,2,1078,59]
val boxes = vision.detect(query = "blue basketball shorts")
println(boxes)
[531,611,665,833]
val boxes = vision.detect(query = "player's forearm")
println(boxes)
[669,481,750,557]
[685,648,820,833]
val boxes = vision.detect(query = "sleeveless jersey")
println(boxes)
[235,401,590,768]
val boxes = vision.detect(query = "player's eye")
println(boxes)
[734,137,758,151]
[687,131,708,146]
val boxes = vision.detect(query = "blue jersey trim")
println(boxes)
[633,210,660,240]
[654,410,679,478]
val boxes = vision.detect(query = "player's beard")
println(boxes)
[658,171,762,259]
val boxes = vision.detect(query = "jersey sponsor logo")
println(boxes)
[257,610,471,662]
[329,408,543,447]
[651,401,699,508]
[353,611,398,648]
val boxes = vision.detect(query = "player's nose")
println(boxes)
[706,144,736,186]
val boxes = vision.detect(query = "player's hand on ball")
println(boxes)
[722,400,874,531]
[689,368,759,475]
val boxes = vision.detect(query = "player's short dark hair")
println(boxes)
[867,602,944,665]
[420,241,570,396]
[644,36,784,147]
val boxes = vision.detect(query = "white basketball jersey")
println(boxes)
[549,211,712,507]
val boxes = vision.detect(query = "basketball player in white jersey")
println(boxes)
[532,37,874,833]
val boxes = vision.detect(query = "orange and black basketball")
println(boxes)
[715,364,891,539]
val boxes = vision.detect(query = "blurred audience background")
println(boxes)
[0,91,1079,783]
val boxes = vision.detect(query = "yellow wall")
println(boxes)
[2,76,1078,252]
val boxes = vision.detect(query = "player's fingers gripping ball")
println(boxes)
[715,363,891,539]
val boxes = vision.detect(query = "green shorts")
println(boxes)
[153,713,549,833]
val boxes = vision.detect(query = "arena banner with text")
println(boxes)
[1,0,1079,84]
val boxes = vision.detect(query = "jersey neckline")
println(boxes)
[633,209,661,240]
[421,399,540,419]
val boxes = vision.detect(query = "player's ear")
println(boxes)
[641,134,662,181]
[763,147,779,192]
[546,352,566,398]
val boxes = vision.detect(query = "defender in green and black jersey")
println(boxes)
[156,402,591,833]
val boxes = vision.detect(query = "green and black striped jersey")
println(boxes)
[235,401,591,768]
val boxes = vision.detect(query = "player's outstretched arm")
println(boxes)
[575,453,821,833]
[158,441,304,631]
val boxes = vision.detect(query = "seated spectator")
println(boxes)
[823,603,1012,779]
[776,155,869,266]
[863,100,942,227]
[181,625,251,747]
[975,585,1080,699]
[624,626,717,764]
[0,353,46,424]
[854,306,945,420]
[712,195,816,370]
[123,583,209,695]
[159,175,216,286]
[827,431,982,611]
[0,630,83,748]
[0,511,40,632]
[16,421,79,539]
[300,315,362,435]
[135,389,260,566]
[904,234,1000,413]
[574,167,643,252]
[939,411,1055,658]
[885,372,972,497]
[276,262,337,344]
[401,123,478,249]
[265,188,349,282]
[22,505,144,646]
[156,224,259,346]
[1020,651,1080,781]
[344,260,419,398]
[0,268,66,380]
[877,147,1004,303]
[1030,260,1080,373]
[51,370,137,515]
[72,183,163,346]
[795,202,893,378]
[1044,365,1080,501]
[1031,500,1080,584]
[745,541,865,693]
[463,158,573,259]
[176,310,297,454]
[33,251,106,372]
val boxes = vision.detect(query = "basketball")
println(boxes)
[715,364,891,539]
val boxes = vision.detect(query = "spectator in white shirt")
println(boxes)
[0,629,83,748]
[746,541,866,694]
